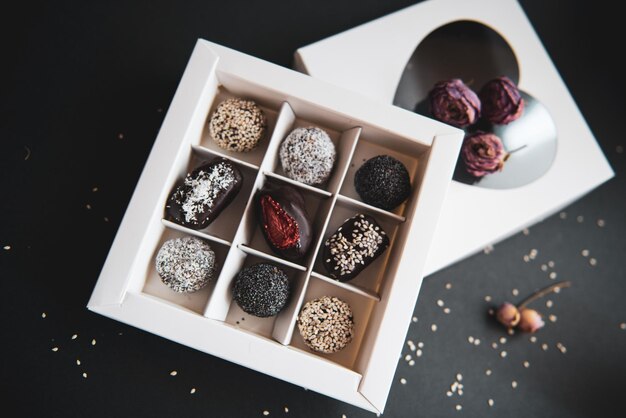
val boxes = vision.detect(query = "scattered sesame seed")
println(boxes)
[484,295,492,302]
[444,308,451,314]
[557,343,567,353]
[437,299,445,307]
[589,258,597,266]
[483,245,494,254]
[617,145,624,153]
[546,300,553,308]
[620,323,626,330]
[523,228,530,235]
[400,378,407,385]
[548,261,555,268]
[541,264,548,271]
[418,342,424,348]
[190,388,196,394]
[409,360,415,366]
[416,349,423,357]
[431,324,438,332]
[445,283,452,290]
[581,249,590,257]
[456,373,463,381]
[468,336,475,344]
[82,372,88,378]
[499,337,507,344]
[118,133,124,139]
[412,316,418,323]
[549,272,557,280]
[405,354,412,361]
[597,219,605,227]
[576,215,584,223]
[512,288,519,296]
[262,411,269,416]
[542,343,549,351]
[549,314,557,322]
[488,308,494,315]
[512,381,518,389]
[458,389,464,396]
[3,245,10,250]
[500,351,507,358]
[523,255,530,262]
[488,399,494,407]
[91,339,96,346]
[530,249,538,258]
[559,211,567,219]
[92,187,99,192]
[104,217,109,222]
[554,287,561,293]
[474,339,481,346]
[447,391,453,397]
[486,369,492,376]
[41,312,47,318]
[507,328,515,335]
[76,359,81,366]
[72,334,78,340]
[530,336,537,343]
[170,371,178,376]
[492,342,498,349]
[284,406,289,413]
[86,204,92,210]
[51,347,59,352]
[456,405,462,411]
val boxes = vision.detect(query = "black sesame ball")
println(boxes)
[232,263,290,317]
[354,155,411,210]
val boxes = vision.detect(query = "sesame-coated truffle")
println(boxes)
[165,158,243,230]
[155,236,217,293]
[297,296,354,353]
[279,127,336,186]
[354,155,411,210]
[323,214,389,282]
[232,263,290,317]
[209,98,267,152]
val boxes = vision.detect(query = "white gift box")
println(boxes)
[295,0,614,275]
[88,39,463,413]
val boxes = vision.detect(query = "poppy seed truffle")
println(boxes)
[155,236,217,293]
[232,263,290,317]
[354,155,411,210]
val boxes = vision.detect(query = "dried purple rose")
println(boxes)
[479,76,524,125]
[518,309,545,333]
[496,302,521,328]
[428,79,481,128]
[461,131,508,177]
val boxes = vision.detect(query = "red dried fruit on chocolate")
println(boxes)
[256,185,312,261]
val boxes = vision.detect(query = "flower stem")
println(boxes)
[517,281,571,310]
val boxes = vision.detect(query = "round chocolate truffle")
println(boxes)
[279,127,336,185]
[297,296,354,354]
[155,236,217,293]
[209,98,267,152]
[232,263,290,317]
[354,155,411,210]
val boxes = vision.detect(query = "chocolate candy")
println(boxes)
[209,98,267,152]
[354,155,411,211]
[279,127,336,185]
[166,158,243,230]
[323,213,389,282]
[256,184,312,261]
[297,296,354,353]
[232,263,290,317]
[155,236,217,293]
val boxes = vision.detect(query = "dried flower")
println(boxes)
[496,302,521,328]
[479,76,524,125]
[518,309,545,333]
[461,131,508,177]
[428,79,481,128]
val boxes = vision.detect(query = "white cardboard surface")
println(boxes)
[295,0,614,275]
[88,39,463,413]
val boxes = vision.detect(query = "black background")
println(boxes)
[2,1,625,417]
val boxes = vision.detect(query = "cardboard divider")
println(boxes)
[335,194,406,223]
[141,227,230,315]
[288,274,377,371]
[199,87,280,168]
[223,251,306,339]
[310,271,380,301]
[339,134,425,218]
[313,198,400,295]
[161,219,231,246]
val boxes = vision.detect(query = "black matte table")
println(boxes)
[2,1,625,417]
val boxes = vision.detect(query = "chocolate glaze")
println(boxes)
[323,213,389,282]
[165,158,243,230]
[255,184,312,261]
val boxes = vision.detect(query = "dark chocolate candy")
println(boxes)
[323,213,389,282]
[256,184,312,261]
[354,155,411,211]
[232,263,290,317]
[165,158,243,230]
